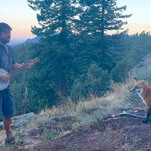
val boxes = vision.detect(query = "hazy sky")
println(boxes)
[117,0,151,35]
[0,0,151,41]
[0,0,37,41]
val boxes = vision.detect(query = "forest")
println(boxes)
[10,0,151,115]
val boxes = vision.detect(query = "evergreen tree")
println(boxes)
[79,0,132,38]
[27,0,81,101]
[78,0,131,70]
[28,0,81,42]
[24,0,134,111]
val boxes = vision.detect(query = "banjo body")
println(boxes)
[0,68,10,90]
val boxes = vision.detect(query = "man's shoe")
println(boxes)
[5,136,16,146]
[5,136,24,146]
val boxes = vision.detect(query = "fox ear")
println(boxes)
[134,77,138,81]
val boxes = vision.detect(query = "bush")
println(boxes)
[111,58,135,83]
[85,63,110,96]
[70,63,110,101]
[70,74,87,102]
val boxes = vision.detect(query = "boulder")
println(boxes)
[12,112,36,127]
[0,112,36,130]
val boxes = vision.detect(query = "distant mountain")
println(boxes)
[23,36,41,44]
[9,36,41,47]
[10,32,59,47]
[23,33,59,44]
[9,39,25,46]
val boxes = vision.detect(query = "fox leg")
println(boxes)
[142,108,151,124]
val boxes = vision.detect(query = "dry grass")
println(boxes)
[37,80,134,129]
[0,76,143,150]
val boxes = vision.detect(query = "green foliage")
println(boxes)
[11,31,151,115]
[11,43,39,114]
[70,75,87,101]
[79,0,132,37]
[9,0,151,115]
[71,63,110,101]
[111,58,135,83]
[11,33,151,114]
[28,0,81,41]
[78,0,131,71]
[111,32,151,83]
[128,32,151,64]
[85,63,110,95]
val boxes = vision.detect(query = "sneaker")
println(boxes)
[5,136,24,146]
[5,136,16,146]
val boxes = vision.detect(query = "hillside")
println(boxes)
[1,51,151,150]
[1,0,151,150]
[26,108,151,151]
[0,107,150,151]
[0,78,150,151]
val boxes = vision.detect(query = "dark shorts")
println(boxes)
[0,87,16,119]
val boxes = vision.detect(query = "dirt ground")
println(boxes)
[1,108,151,151]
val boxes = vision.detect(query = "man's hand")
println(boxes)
[12,57,39,71]
[0,73,10,82]
[26,60,34,69]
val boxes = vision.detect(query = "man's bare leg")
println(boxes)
[3,117,12,139]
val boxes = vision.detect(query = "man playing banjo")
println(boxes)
[0,22,36,145]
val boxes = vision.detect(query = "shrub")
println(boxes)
[70,63,110,101]
[85,63,110,96]
[111,58,135,83]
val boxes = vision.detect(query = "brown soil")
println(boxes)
[2,108,151,151]
[28,108,151,151]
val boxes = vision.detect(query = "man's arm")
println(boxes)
[0,60,35,82]
[12,61,34,71]
[12,63,23,70]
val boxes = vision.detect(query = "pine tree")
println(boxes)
[28,0,81,42]
[78,0,132,70]
[79,0,132,39]
[27,0,81,100]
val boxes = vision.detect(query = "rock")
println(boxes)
[0,112,36,130]
[12,112,37,127]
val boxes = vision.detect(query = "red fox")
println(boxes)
[130,77,151,123]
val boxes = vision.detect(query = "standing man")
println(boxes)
[0,22,34,145]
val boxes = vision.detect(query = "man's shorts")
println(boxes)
[0,86,16,120]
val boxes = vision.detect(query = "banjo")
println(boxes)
[0,57,39,90]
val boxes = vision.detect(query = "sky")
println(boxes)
[0,0,37,43]
[0,0,151,43]
[117,0,151,35]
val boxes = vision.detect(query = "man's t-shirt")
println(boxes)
[0,44,15,72]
